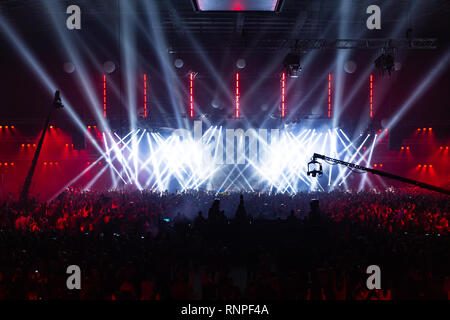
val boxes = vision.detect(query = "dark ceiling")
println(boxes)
[0,0,449,52]
[0,0,449,127]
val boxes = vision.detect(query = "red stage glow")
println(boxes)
[103,75,107,118]
[236,73,240,118]
[369,74,373,118]
[144,74,148,118]
[281,72,286,118]
[189,72,194,118]
[194,0,281,11]
[232,3,243,11]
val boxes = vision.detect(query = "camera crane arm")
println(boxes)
[309,153,450,196]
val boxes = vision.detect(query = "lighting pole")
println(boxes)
[308,153,450,195]
[19,90,64,202]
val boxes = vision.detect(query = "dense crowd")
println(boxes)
[0,188,448,300]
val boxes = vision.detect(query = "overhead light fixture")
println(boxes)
[374,47,395,76]
[192,0,284,12]
[307,158,323,178]
[103,61,116,74]
[283,53,302,78]
[174,58,184,69]
[236,58,246,69]
[63,62,75,74]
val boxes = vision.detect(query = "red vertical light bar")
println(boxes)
[328,74,332,118]
[189,72,194,118]
[281,72,286,118]
[236,73,239,118]
[370,74,373,118]
[143,74,148,118]
[103,75,107,118]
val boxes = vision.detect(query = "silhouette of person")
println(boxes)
[194,211,206,230]
[234,194,248,223]
[287,209,297,223]
[309,199,321,223]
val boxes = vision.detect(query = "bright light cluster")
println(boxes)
[98,129,217,192]
[77,126,376,194]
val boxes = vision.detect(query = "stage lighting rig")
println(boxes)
[20,90,64,202]
[283,52,302,78]
[362,119,382,135]
[374,46,395,76]
[187,71,199,78]
[307,158,323,178]
[53,90,64,109]
[307,153,450,195]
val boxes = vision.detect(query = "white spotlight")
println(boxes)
[236,58,246,69]
[174,58,184,69]
[211,98,221,109]
[103,61,116,74]
[63,62,75,73]
[344,61,357,74]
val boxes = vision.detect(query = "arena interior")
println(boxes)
[0,0,449,303]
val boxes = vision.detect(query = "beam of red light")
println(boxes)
[144,74,148,118]
[370,74,373,118]
[328,74,332,118]
[232,2,243,11]
[236,73,240,118]
[281,72,286,118]
[103,75,107,118]
[189,72,194,118]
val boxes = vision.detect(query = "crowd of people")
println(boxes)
[0,188,448,300]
